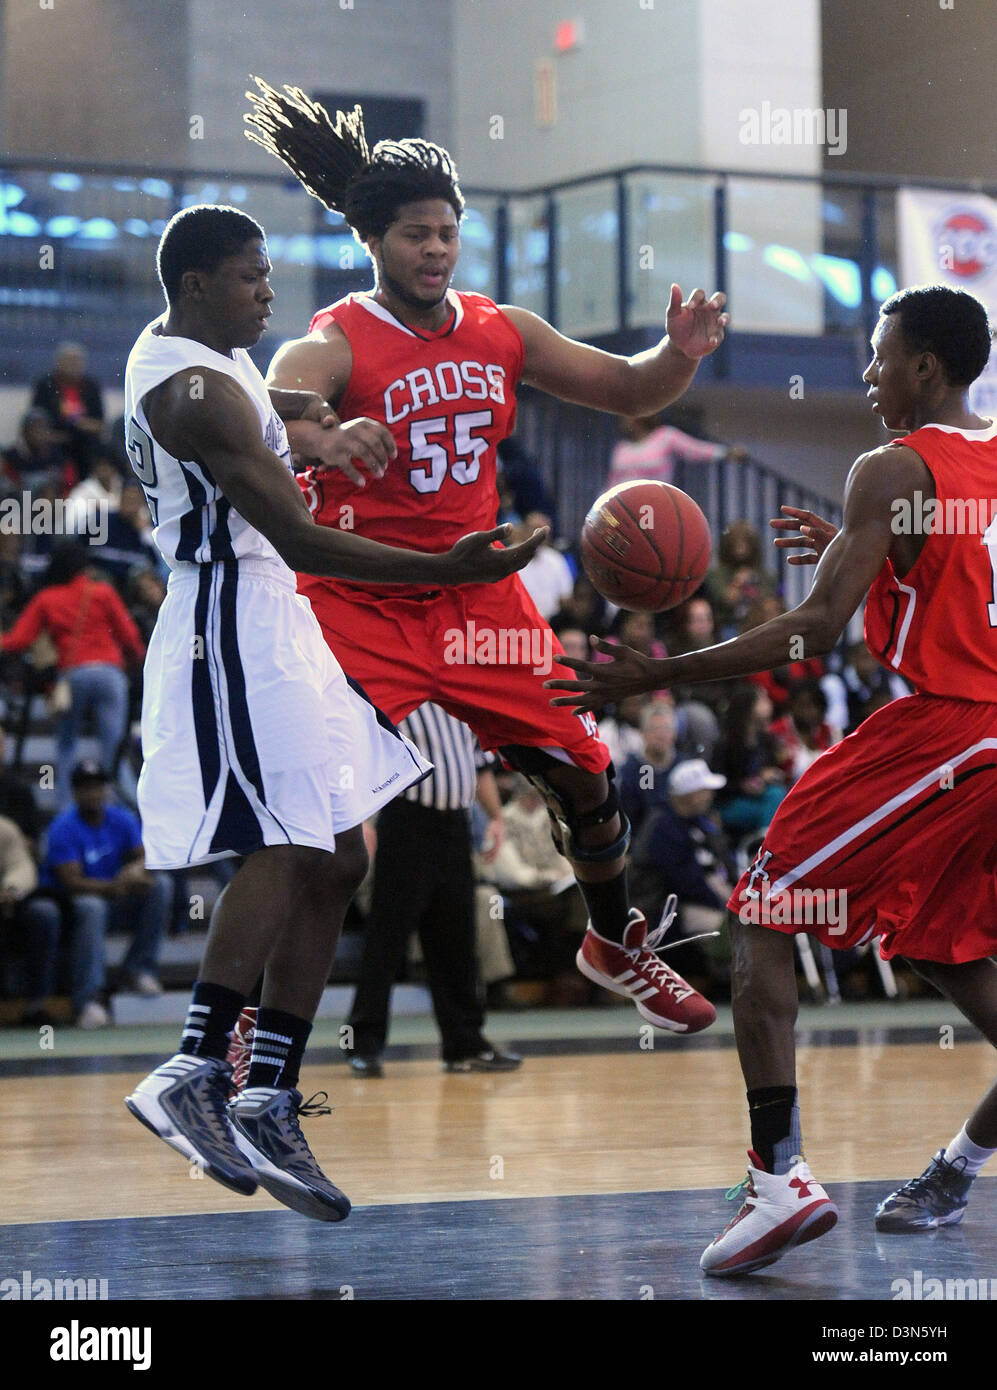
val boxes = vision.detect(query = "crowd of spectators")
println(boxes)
[0,345,179,1029]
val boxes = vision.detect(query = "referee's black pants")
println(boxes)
[348,798,486,1062]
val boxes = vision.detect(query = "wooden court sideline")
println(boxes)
[3,1037,993,1227]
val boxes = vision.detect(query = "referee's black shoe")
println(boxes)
[445,1045,522,1073]
[348,1054,384,1078]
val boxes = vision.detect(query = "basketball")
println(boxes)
[580,480,712,612]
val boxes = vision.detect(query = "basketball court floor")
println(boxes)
[2,999,994,1329]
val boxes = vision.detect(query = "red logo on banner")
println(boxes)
[936,209,997,279]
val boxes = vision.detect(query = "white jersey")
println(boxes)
[123,318,292,572]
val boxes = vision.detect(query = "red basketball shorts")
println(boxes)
[299,572,610,774]
[728,693,997,963]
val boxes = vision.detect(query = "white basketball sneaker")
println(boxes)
[700,1150,838,1277]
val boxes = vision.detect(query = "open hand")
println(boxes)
[666,285,730,359]
[444,524,549,586]
[544,636,659,714]
[769,505,838,565]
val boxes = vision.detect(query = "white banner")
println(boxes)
[897,188,997,415]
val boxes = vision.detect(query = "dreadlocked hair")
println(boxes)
[244,77,464,241]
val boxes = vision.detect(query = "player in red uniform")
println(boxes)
[242,82,730,1033]
[549,284,997,1273]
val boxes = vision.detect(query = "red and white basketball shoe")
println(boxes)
[700,1151,838,1277]
[225,1006,258,1098]
[575,906,716,1033]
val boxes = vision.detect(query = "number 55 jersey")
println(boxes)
[296,289,609,774]
[298,290,524,586]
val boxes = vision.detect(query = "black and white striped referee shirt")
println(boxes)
[398,703,483,811]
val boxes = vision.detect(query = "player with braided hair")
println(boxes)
[244,81,730,1037]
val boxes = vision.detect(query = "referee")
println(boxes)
[347,702,522,1076]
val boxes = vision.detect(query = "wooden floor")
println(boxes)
[3,1038,993,1227]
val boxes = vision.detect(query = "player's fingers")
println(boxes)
[346,438,390,476]
[545,660,592,676]
[316,457,365,486]
[779,505,812,519]
[787,553,819,566]
[688,287,706,305]
[709,291,727,310]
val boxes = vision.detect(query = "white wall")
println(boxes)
[186,0,454,175]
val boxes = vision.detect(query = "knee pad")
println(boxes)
[498,745,631,864]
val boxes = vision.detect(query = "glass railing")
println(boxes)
[0,155,975,385]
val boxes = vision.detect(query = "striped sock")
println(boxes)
[178,981,247,1061]
[246,1008,312,1089]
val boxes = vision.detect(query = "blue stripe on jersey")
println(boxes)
[211,497,234,559]
[217,559,266,803]
[177,462,207,562]
[191,565,220,806]
[209,770,265,856]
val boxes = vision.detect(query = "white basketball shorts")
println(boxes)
[138,556,432,869]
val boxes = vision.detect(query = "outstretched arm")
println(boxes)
[546,447,926,712]
[504,285,729,415]
[157,368,545,586]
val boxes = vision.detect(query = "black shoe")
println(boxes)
[348,1054,384,1078]
[445,1046,523,1073]
[229,1087,351,1222]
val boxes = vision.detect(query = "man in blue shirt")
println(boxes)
[41,759,169,1028]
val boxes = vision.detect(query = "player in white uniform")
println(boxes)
[123,204,544,1218]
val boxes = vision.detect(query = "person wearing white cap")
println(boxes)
[629,759,735,955]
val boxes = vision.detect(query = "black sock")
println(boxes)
[577,866,629,944]
[179,981,246,1061]
[245,1008,312,1090]
[747,1085,801,1174]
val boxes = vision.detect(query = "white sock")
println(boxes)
[943,1123,997,1176]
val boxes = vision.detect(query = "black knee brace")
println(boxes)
[498,745,632,864]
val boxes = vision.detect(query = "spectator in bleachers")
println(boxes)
[31,343,105,480]
[0,723,42,847]
[0,533,30,626]
[598,693,647,767]
[714,684,786,839]
[91,479,161,591]
[830,638,912,734]
[125,566,166,647]
[0,814,62,1028]
[497,437,556,525]
[618,699,678,836]
[484,774,588,1006]
[550,573,611,638]
[601,608,668,663]
[554,627,589,664]
[707,521,778,639]
[770,679,840,786]
[516,511,575,620]
[740,595,826,716]
[629,758,736,954]
[1,408,75,496]
[607,412,745,490]
[39,759,169,1029]
[66,454,122,533]
[0,541,145,809]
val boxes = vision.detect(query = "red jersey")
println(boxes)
[300,291,525,592]
[864,420,997,700]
